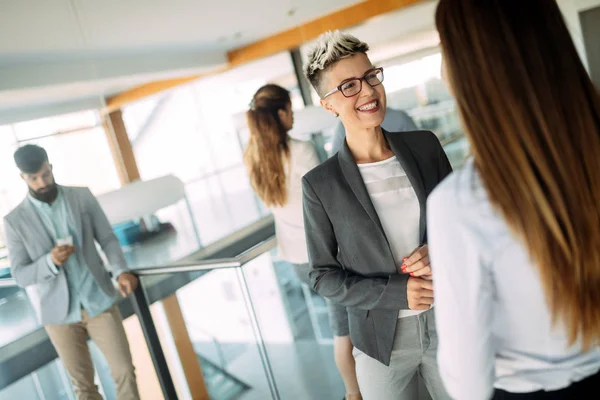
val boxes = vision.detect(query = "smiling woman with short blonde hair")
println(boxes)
[302,30,453,400]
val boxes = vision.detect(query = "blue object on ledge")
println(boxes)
[113,221,141,247]
[0,267,10,279]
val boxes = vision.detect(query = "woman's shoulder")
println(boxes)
[387,130,444,161]
[288,138,320,165]
[391,129,440,146]
[428,158,484,217]
[302,152,341,187]
[288,138,315,153]
[428,159,509,251]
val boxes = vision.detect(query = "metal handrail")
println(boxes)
[133,236,276,275]
[0,236,277,285]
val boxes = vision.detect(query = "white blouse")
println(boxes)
[427,158,600,400]
[357,156,423,318]
[270,138,320,264]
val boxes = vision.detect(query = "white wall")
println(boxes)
[558,0,600,68]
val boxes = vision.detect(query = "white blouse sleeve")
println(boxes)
[427,184,496,400]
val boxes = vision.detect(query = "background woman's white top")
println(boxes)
[270,138,320,264]
[427,158,600,400]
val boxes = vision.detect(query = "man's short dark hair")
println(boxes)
[14,144,49,174]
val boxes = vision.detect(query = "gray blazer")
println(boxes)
[3,186,128,325]
[302,130,452,366]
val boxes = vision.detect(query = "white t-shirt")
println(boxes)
[357,155,424,318]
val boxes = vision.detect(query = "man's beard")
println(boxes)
[30,183,58,204]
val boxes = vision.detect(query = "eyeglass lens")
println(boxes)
[340,69,384,97]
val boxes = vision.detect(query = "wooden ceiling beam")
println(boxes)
[227,0,424,66]
[104,0,423,110]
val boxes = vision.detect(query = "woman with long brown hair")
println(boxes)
[427,0,600,399]
[244,84,363,400]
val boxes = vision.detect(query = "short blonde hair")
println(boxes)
[303,30,369,96]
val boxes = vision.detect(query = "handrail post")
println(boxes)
[130,280,179,400]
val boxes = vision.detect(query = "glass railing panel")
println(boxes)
[218,165,266,228]
[141,268,274,400]
[0,359,75,400]
[0,286,41,348]
[241,251,345,399]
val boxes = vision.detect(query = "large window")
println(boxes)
[0,110,120,249]
[383,52,468,168]
[122,51,302,245]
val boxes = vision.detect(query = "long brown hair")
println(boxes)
[436,0,600,348]
[244,84,292,207]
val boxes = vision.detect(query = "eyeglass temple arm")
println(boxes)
[322,87,339,99]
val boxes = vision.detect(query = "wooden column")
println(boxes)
[102,109,210,399]
[102,109,141,185]
[162,295,210,400]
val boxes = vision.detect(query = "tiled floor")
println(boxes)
[225,337,345,400]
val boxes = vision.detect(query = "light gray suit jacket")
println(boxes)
[3,186,129,325]
[303,130,452,366]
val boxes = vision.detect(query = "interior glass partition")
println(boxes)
[129,236,347,400]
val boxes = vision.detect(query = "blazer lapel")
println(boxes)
[20,200,54,250]
[61,187,83,246]
[384,130,427,242]
[338,141,385,234]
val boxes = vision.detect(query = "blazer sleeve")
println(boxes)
[302,177,409,310]
[84,188,130,278]
[4,216,58,287]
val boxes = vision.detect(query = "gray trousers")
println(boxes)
[352,309,450,400]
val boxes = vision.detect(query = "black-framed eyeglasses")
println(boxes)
[322,67,384,99]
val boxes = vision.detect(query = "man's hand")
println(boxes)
[50,245,76,266]
[400,245,431,277]
[407,277,434,310]
[117,273,139,297]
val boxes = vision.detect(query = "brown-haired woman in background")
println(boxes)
[427,0,600,399]
[244,84,363,400]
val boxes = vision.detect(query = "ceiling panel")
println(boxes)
[0,0,362,54]
[0,0,84,53]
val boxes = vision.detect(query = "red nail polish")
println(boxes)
[410,272,414,276]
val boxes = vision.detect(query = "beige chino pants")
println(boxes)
[44,305,140,400]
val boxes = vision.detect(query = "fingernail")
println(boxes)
[410,272,414,276]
